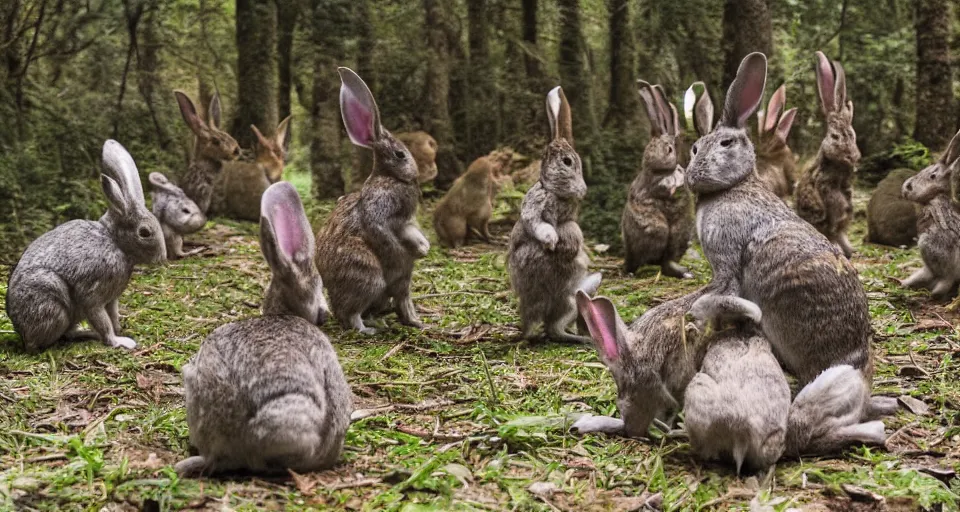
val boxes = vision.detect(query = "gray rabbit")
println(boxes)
[795,52,861,258]
[901,129,960,299]
[148,172,206,259]
[682,293,790,474]
[621,81,695,278]
[176,182,352,477]
[5,140,166,352]
[508,86,589,343]
[315,68,429,334]
[685,53,876,409]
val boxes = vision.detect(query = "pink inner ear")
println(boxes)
[816,54,836,112]
[585,301,619,361]
[272,201,305,260]
[736,74,765,128]
[776,108,797,143]
[343,90,374,146]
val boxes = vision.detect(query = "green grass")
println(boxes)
[0,182,958,511]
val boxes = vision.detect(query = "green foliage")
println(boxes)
[858,139,933,186]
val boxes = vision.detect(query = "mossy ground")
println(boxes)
[1,175,958,511]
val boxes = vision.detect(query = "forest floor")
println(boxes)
[1,174,959,511]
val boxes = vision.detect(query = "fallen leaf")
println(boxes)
[897,366,928,378]
[288,469,316,494]
[840,484,884,504]
[910,318,953,331]
[612,491,663,511]
[898,395,930,415]
[442,463,473,487]
[528,481,559,497]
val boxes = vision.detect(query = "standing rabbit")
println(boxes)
[621,81,694,278]
[148,172,206,259]
[174,91,241,214]
[795,52,861,258]
[176,182,351,477]
[5,140,166,352]
[685,54,876,405]
[901,129,960,299]
[315,68,429,334]
[682,294,790,474]
[507,86,589,343]
[211,116,292,221]
[433,153,509,248]
[755,85,799,199]
[866,169,919,248]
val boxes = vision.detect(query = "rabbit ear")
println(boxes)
[683,83,699,130]
[695,87,715,136]
[208,93,223,129]
[174,91,209,136]
[276,115,292,155]
[148,172,178,194]
[721,52,767,129]
[637,80,663,137]
[942,128,960,165]
[546,86,574,145]
[575,291,623,365]
[101,139,146,207]
[653,85,675,136]
[260,181,314,272]
[775,107,797,143]
[338,67,382,148]
[815,51,836,114]
[833,60,847,109]
[101,174,131,216]
[764,85,786,134]
[251,124,271,149]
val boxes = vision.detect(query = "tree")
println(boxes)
[721,0,772,88]
[423,0,462,188]
[276,0,298,122]
[914,0,953,149]
[232,0,278,148]
[350,0,377,192]
[466,0,497,159]
[606,0,638,129]
[557,0,596,172]
[309,0,350,199]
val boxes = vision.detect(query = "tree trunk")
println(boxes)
[606,0,638,129]
[557,0,596,172]
[522,0,541,78]
[423,0,462,188]
[351,0,377,192]
[232,0,278,147]
[276,0,298,122]
[466,0,497,159]
[721,0,772,88]
[915,0,953,149]
[310,0,349,199]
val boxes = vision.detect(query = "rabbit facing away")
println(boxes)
[6,140,166,352]
[174,91,241,214]
[685,53,875,397]
[621,81,695,278]
[755,85,799,199]
[148,172,206,259]
[315,68,429,334]
[433,153,509,248]
[176,182,352,477]
[682,294,790,474]
[211,116,292,221]
[866,169,919,247]
[507,86,589,343]
[901,130,960,299]
[795,52,861,258]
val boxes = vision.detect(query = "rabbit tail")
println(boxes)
[249,393,336,472]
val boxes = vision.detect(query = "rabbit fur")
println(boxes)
[507,86,589,343]
[685,53,875,403]
[866,169,919,248]
[315,68,429,334]
[149,172,207,259]
[176,182,351,477]
[682,294,790,474]
[901,129,960,299]
[794,52,861,258]
[433,153,509,248]
[174,91,241,214]
[755,85,798,199]
[6,140,166,352]
[621,81,695,278]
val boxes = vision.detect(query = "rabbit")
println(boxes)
[175,182,352,477]
[5,140,166,352]
[785,365,889,458]
[148,172,206,259]
[621,81,695,278]
[794,52,861,258]
[507,86,589,343]
[433,152,509,248]
[351,131,439,192]
[210,116,292,221]
[315,68,429,334]
[174,91,241,214]
[866,169,919,247]
[682,294,790,474]
[755,85,799,199]
[684,53,878,417]
[681,81,716,164]
[901,129,960,299]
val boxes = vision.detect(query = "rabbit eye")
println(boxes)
[831,133,840,140]
[182,208,192,214]
[138,226,152,238]
[720,139,733,148]
[395,150,406,160]
[667,146,674,154]
[562,156,573,166]
[691,144,698,155]
[212,139,221,146]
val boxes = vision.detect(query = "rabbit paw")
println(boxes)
[571,415,625,435]
[535,224,558,251]
[107,336,137,350]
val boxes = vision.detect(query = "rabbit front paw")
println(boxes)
[534,224,558,250]
[402,225,431,257]
[107,336,137,350]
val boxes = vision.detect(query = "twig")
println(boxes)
[415,290,495,299]
[326,478,382,491]
[380,340,408,363]
[23,453,67,463]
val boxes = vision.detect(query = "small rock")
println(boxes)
[897,366,927,378]
[528,481,559,497]
[898,395,930,415]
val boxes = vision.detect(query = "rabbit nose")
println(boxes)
[316,309,329,326]
[905,182,912,191]
[233,147,241,156]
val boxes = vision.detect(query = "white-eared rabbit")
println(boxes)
[6,140,166,352]
[148,172,206,259]
[176,182,352,477]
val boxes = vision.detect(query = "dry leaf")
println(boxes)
[841,484,884,504]
[898,395,930,415]
[528,481,559,497]
[288,469,316,494]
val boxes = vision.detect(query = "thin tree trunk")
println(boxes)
[310,0,349,199]
[423,0,462,188]
[232,0,278,147]
[557,0,596,172]
[605,0,637,129]
[914,0,953,149]
[276,0,297,122]
[351,0,376,192]
[721,0,772,88]
[466,0,496,159]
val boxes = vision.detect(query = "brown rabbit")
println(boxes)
[755,85,799,199]
[210,116,292,221]
[795,52,861,258]
[433,153,509,248]
[621,81,695,278]
[315,68,429,334]
[350,131,439,191]
[866,169,919,247]
[174,91,241,214]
